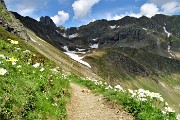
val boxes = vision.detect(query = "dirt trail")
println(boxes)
[67,83,133,120]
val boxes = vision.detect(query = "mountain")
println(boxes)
[12,11,180,113]
[0,0,180,113]
[12,12,180,59]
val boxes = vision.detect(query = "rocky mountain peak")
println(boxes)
[40,16,56,28]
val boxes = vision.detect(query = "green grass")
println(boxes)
[85,47,180,113]
[70,75,179,120]
[0,4,13,23]
[0,27,70,119]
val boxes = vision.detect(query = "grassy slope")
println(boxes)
[26,28,101,81]
[85,47,180,113]
[0,26,70,119]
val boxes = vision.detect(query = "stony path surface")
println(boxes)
[67,83,133,120]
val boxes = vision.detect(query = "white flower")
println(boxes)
[51,68,58,72]
[33,63,40,68]
[138,97,147,101]
[52,103,58,106]
[40,67,45,72]
[165,106,175,113]
[0,54,6,59]
[114,85,124,91]
[105,85,113,90]
[23,50,31,53]
[177,114,180,120]
[0,68,7,75]
[14,47,21,51]
[17,65,22,68]
[12,62,16,65]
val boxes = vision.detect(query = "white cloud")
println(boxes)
[140,3,159,17]
[107,3,159,20]
[161,1,180,15]
[5,0,49,16]
[106,12,141,20]
[149,0,175,5]
[51,11,69,25]
[106,0,180,21]
[72,0,100,19]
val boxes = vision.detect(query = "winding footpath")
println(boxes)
[67,83,133,120]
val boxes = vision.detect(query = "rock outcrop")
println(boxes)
[0,0,30,41]
[40,16,56,28]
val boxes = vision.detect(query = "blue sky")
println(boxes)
[5,0,180,28]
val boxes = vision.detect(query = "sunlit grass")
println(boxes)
[0,29,70,119]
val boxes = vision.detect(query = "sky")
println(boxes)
[5,0,180,28]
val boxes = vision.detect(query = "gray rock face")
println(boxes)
[40,16,56,28]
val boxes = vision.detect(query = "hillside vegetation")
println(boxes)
[85,47,180,113]
[0,26,70,119]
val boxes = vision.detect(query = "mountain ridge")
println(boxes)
[11,12,180,59]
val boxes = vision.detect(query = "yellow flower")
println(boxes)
[7,38,12,41]
[10,40,18,44]
[7,57,18,62]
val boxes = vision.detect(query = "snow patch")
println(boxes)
[163,27,175,58]
[69,33,79,39]
[93,38,97,41]
[167,44,176,58]
[76,48,86,52]
[62,46,90,67]
[64,52,91,68]
[56,30,59,33]
[163,27,171,38]
[62,33,67,38]
[90,43,99,49]
[142,28,147,30]
[62,46,70,52]
[110,25,116,29]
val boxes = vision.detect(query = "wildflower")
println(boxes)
[23,50,31,53]
[51,68,58,72]
[10,40,18,44]
[0,54,6,59]
[33,63,40,68]
[40,67,45,72]
[104,82,107,85]
[0,68,7,75]
[52,103,58,106]
[114,85,124,91]
[165,106,175,113]
[7,38,11,41]
[17,65,22,68]
[12,62,16,65]
[7,57,18,62]
[105,85,113,90]
[177,114,180,120]
[14,47,21,51]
